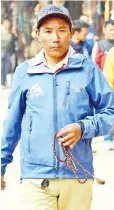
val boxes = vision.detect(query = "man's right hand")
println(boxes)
[1,176,6,190]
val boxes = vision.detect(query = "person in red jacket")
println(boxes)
[92,19,114,70]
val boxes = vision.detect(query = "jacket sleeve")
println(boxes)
[79,63,114,139]
[1,63,27,176]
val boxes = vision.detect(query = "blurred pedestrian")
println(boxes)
[29,38,42,58]
[80,14,95,55]
[103,47,114,150]
[1,4,114,210]
[92,19,114,70]
[29,29,42,58]
[70,20,90,57]
[1,20,15,88]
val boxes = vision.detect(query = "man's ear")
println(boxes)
[102,26,105,35]
[70,28,74,39]
[71,27,75,35]
[36,29,39,36]
[36,29,41,42]
[70,27,74,39]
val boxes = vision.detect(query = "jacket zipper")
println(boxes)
[53,74,59,169]
[28,116,32,153]
[63,81,70,108]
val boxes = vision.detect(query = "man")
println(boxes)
[103,47,114,150]
[70,20,90,57]
[1,4,114,210]
[1,20,15,88]
[80,14,95,55]
[92,19,114,70]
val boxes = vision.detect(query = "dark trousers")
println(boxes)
[1,52,11,85]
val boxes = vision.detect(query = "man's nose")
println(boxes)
[52,32,60,42]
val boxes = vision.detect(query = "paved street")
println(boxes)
[1,89,114,210]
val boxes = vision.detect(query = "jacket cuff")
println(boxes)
[78,122,85,138]
[78,119,95,139]
[1,167,6,176]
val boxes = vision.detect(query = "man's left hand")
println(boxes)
[57,123,82,149]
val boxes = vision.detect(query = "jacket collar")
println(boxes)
[26,46,86,74]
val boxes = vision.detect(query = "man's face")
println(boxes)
[78,27,89,41]
[103,24,114,40]
[37,17,73,58]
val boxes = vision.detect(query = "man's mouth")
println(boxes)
[51,46,61,49]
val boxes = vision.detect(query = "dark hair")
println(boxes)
[73,20,89,32]
[104,19,114,28]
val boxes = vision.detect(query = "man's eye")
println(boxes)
[60,30,65,32]
[45,31,51,33]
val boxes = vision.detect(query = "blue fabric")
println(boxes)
[104,125,114,141]
[85,26,95,56]
[84,40,94,56]
[70,40,90,57]
[1,52,114,180]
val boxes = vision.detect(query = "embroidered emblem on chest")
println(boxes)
[29,84,43,98]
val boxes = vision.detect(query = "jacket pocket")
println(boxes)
[28,116,32,153]
[63,81,70,108]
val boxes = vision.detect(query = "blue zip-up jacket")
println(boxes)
[1,49,114,180]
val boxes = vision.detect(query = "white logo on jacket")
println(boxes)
[29,84,43,98]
